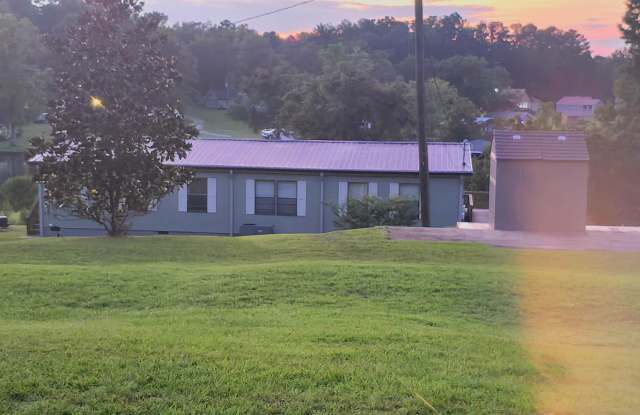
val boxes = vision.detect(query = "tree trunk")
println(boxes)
[8,123,17,147]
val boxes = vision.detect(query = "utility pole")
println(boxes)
[415,0,431,226]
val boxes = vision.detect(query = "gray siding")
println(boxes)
[42,169,465,236]
[491,160,588,232]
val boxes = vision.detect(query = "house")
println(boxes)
[504,88,542,113]
[467,138,491,156]
[204,87,233,110]
[489,130,589,232]
[556,96,601,123]
[34,139,473,237]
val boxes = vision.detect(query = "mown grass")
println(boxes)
[186,106,259,138]
[0,228,538,414]
[0,124,50,152]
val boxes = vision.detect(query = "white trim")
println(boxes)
[297,180,307,217]
[207,178,217,213]
[368,182,378,197]
[178,185,187,212]
[37,183,45,237]
[245,179,255,215]
[389,182,400,198]
[338,181,348,207]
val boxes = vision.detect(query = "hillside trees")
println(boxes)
[0,11,47,146]
[33,0,197,236]
[587,0,640,224]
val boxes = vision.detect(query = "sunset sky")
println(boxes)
[145,0,628,56]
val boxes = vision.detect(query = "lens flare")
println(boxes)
[90,96,105,109]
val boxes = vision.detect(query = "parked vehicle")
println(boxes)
[34,113,48,124]
[260,128,296,141]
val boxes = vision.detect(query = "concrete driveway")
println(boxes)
[388,225,640,252]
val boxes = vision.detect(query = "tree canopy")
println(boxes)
[33,0,197,236]
[0,11,47,145]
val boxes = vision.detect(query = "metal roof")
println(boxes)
[169,139,473,174]
[557,96,601,106]
[493,130,589,161]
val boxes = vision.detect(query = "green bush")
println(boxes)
[333,196,419,229]
[7,210,27,225]
[0,175,37,212]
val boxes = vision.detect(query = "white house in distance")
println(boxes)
[556,96,601,123]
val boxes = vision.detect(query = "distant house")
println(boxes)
[504,88,542,113]
[204,87,234,110]
[556,96,601,123]
[487,111,535,124]
[467,139,491,156]
[32,139,474,237]
[490,130,589,232]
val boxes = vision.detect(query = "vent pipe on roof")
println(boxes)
[462,140,468,166]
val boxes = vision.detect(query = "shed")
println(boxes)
[489,130,589,232]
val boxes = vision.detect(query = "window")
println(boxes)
[348,182,368,200]
[255,180,275,215]
[399,184,420,199]
[187,178,207,213]
[399,183,420,220]
[277,181,297,216]
[255,180,298,216]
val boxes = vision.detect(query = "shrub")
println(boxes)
[7,210,27,225]
[333,197,419,229]
[0,175,37,212]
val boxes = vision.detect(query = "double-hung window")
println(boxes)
[255,180,298,216]
[187,178,207,213]
[255,180,276,215]
[399,183,420,220]
[277,181,297,216]
[347,182,368,200]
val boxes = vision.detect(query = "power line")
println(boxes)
[233,0,317,25]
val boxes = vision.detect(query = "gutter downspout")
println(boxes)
[320,172,325,233]
[37,183,45,237]
[229,170,234,236]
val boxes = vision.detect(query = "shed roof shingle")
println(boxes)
[169,139,473,174]
[493,130,589,161]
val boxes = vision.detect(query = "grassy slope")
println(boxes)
[186,105,259,139]
[0,124,50,153]
[0,229,536,414]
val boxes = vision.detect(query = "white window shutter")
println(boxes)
[338,181,348,207]
[207,178,217,213]
[245,179,255,215]
[297,180,307,217]
[368,182,378,197]
[389,182,400,198]
[178,185,187,212]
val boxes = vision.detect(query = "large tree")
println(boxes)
[621,0,640,79]
[0,11,46,146]
[33,0,197,236]
[586,0,640,224]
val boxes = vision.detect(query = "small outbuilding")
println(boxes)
[489,130,590,232]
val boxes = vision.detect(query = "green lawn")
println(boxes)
[0,124,50,153]
[1,228,637,414]
[186,105,259,139]
[0,228,537,414]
